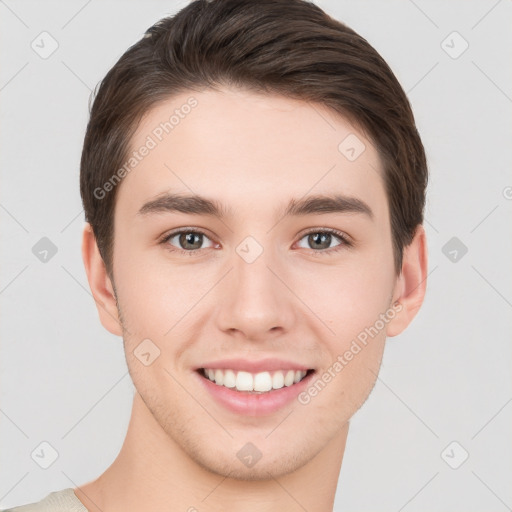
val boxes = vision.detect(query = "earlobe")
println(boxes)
[386,224,428,337]
[81,223,123,336]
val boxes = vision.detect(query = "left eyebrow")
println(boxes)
[137,192,374,221]
[279,194,374,220]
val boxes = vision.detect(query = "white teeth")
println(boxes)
[236,371,253,391]
[202,368,309,393]
[272,371,284,389]
[254,372,273,392]
[214,369,224,386]
[284,370,295,387]
[223,369,236,388]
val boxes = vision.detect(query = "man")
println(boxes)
[4,0,428,510]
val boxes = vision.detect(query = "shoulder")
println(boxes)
[1,488,88,512]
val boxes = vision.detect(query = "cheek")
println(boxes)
[295,259,394,339]
[113,248,198,331]
[312,262,394,410]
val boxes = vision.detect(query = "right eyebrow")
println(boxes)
[137,193,232,218]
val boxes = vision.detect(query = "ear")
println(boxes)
[81,223,123,336]
[386,224,428,337]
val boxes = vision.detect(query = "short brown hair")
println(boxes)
[80,0,428,276]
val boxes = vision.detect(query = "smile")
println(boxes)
[200,368,311,393]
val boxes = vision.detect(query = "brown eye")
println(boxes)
[162,230,215,252]
[178,232,203,250]
[296,229,351,254]
[307,232,334,250]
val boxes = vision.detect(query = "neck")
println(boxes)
[75,392,349,512]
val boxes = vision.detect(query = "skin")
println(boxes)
[77,86,427,512]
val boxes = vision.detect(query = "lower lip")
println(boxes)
[195,370,315,416]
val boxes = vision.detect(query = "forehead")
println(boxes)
[116,86,387,223]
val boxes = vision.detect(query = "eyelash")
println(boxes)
[159,227,352,257]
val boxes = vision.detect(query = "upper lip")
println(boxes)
[197,358,313,373]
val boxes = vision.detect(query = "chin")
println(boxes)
[178,430,314,482]
[193,448,307,481]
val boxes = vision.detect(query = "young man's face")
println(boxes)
[103,87,406,479]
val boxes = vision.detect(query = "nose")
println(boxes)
[215,245,297,342]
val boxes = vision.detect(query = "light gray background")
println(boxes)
[1,1,511,510]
